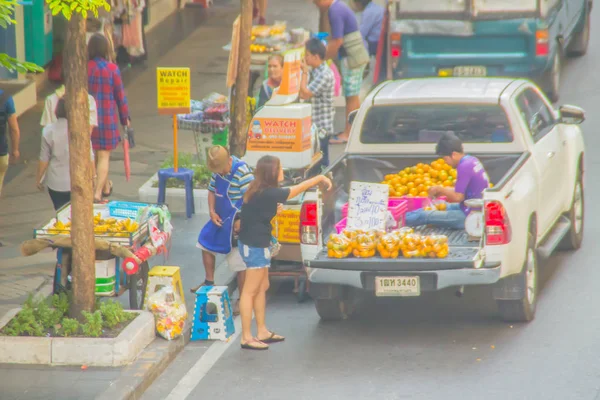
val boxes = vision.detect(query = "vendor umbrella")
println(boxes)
[122,127,135,181]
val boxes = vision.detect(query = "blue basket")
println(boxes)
[108,201,150,219]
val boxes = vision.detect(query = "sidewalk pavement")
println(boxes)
[0,3,242,399]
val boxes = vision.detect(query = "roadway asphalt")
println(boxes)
[142,9,600,400]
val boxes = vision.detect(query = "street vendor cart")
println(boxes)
[24,201,173,310]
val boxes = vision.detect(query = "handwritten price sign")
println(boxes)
[346,181,389,231]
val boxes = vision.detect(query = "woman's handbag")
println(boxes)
[342,31,370,70]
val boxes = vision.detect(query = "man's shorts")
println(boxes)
[340,58,366,98]
[196,243,246,273]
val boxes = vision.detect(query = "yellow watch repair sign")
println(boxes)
[157,67,191,115]
[272,209,301,244]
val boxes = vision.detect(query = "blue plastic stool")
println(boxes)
[190,286,235,342]
[157,168,195,219]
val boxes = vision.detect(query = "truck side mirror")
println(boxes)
[559,104,585,124]
[348,110,358,126]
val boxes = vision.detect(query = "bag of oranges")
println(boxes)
[377,233,401,259]
[352,233,376,258]
[327,233,353,258]
[429,235,449,258]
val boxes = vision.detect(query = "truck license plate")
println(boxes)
[453,66,487,77]
[375,276,420,297]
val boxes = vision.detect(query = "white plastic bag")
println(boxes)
[148,287,188,340]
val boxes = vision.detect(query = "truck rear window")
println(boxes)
[359,104,513,144]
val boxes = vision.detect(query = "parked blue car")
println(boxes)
[376,0,592,102]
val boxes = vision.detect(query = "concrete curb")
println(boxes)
[96,258,238,400]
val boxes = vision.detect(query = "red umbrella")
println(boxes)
[123,127,133,181]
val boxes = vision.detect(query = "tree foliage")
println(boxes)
[0,0,110,73]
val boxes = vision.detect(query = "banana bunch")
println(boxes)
[47,214,139,237]
[93,213,139,237]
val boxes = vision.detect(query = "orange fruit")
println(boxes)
[430,170,439,178]
[419,191,428,197]
[406,182,415,189]
[414,178,423,186]
[407,175,416,182]
[423,165,430,172]
[442,180,453,187]
[449,169,457,178]
[417,184,426,192]
[436,202,447,211]
[400,177,408,185]
[409,188,419,196]
[416,168,424,175]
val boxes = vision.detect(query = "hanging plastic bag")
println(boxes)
[148,287,188,340]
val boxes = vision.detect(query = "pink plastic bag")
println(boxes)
[328,61,342,97]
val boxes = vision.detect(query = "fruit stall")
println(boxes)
[325,158,468,261]
[22,201,173,310]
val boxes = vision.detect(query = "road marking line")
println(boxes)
[164,278,288,399]
[165,317,241,400]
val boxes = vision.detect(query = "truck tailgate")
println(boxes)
[308,228,495,271]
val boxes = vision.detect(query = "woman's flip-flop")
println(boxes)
[102,180,114,198]
[94,198,109,204]
[241,338,269,350]
[258,332,285,344]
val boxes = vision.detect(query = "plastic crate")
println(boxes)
[108,201,150,219]
[394,196,447,212]
[341,199,408,221]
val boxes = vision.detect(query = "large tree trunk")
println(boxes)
[64,14,96,319]
[229,0,252,158]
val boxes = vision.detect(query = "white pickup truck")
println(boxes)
[299,77,585,322]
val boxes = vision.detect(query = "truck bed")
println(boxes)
[308,227,485,272]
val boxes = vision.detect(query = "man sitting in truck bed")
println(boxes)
[405,132,490,230]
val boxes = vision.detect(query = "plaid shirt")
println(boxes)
[88,57,129,150]
[308,62,335,137]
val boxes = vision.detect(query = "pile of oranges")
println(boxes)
[382,159,458,198]
[326,228,449,259]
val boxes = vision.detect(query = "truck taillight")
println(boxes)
[485,201,511,245]
[535,29,549,56]
[300,201,318,245]
[390,32,402,68]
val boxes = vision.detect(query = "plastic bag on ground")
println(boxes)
[148,287,188,340]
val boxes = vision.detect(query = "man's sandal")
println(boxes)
[241,338,269,350]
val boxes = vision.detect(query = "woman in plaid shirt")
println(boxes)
[88,34,130,204]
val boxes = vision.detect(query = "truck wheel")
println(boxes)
[497,229,538,322]
[542,49,561,103]
[567,9,590,57]
[559,168,584,250]
[314,297,354,321]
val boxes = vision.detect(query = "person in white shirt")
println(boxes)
[40,72,98,129]
[37,98,96,210]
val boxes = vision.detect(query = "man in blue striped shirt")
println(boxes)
[196,146,254,314]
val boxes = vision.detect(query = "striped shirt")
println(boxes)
[207,156,254,201]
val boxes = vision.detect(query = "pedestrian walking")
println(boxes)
[195,145,254,315]
[87,33,130,204]
[300,38,335,169]
[237,155,332,350]
[351,0,384,58]
[36,98,96,211]
[0,88,20,198]
[40,70,98,129]
[313,0,369,144]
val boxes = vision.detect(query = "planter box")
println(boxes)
[0,309,156,366]
[138,172,210,216]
